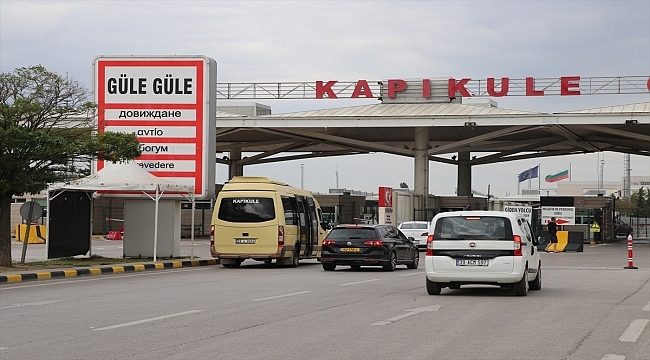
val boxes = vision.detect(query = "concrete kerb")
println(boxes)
[0,258,220,284]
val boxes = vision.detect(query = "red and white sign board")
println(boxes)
[541,206,576,225]
[94,56,217,200]
[378,187,393,207]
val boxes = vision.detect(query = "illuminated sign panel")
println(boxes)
[94,56,216,200]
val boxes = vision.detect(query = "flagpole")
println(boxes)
[569,163,572,181]
[538,163,541,190]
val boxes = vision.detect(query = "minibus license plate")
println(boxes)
[341,248,360,252]
[235,239,256,244]
[456,259,488,266]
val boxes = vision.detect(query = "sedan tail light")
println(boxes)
[363,240,383,247]
[513,235,522,256]
[425,235,434,256]
[322,239,336,246]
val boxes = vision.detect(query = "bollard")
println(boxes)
[623,233,637,269]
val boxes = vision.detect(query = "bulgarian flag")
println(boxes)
[545,168,569,183]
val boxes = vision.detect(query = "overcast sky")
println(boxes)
[2,0,649,197]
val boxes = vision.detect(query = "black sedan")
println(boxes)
[320,224,419,271]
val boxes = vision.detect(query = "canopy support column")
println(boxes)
[229,148,244,179]
[414,127,430,212]
[457,151,472,196]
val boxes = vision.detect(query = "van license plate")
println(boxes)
[456,259,488,266]
[235,239,256,244]
[341,248,360,252]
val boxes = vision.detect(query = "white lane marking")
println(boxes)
[602,355,625,360]
[619,319,649,342]
[252,291,313,302]
[0,347,7,350]
[643,300,650,311]
[0,300,65,310]
[399,272,424,277]
[92,310,204,331]
[340,279,380,286]
[371,305,441,326]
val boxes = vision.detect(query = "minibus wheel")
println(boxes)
[291,244,300,267]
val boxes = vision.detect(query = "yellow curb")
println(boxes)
[36,272,52,280]
[112,266,124,273]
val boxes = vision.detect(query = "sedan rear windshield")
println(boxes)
[434,216,512,240]
[326,228,377,240]
[217,197,275,223]
[400,223,428,230]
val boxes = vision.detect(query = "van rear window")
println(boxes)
[434,216,511,240]
[218,198,275,223]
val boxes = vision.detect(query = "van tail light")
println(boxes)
[425,235,434,256]
[513,235,522,256]
[363,240,383,247]
[322,239,335,246]
[278,225,285,247]
[210,225,215,246]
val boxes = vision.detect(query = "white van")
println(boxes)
[425,211,542,296]
[210,176,328,267]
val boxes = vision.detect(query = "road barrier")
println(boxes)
[14,224,46,244]
[624,234,638,269]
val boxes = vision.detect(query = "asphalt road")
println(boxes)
[1,241,648,360]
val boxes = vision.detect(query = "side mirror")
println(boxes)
[408,237,415,242]
[533,236,540,246]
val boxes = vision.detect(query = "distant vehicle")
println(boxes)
[320,224,419,271]
[397,221,430,250]
[425,211,542,296]
[614,219,632,236]
[210,176,329,268]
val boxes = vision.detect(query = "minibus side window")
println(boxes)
[281,196,297,225]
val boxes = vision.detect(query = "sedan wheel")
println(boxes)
[406,252,419,269]
[383,251,397,271]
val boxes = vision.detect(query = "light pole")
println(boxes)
[300,164,304,189]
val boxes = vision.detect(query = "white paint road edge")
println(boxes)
[92,310,204,331]
[252,291,313,302]
[618,319,649,342]
[643,300,650,311]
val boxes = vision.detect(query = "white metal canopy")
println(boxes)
[47,161,196,261]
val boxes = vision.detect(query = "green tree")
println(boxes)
[0,65,142,267]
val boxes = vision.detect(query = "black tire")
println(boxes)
[350,265,361,270]
[322,263,336,271]
[383,251,397,271]
[426,278,441,295]
[529,264,542,290]
[231,259,242,268]
[290,244,300,268]
[406,251,419,269]
[222,264,232,268]
[514,268,529,296]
